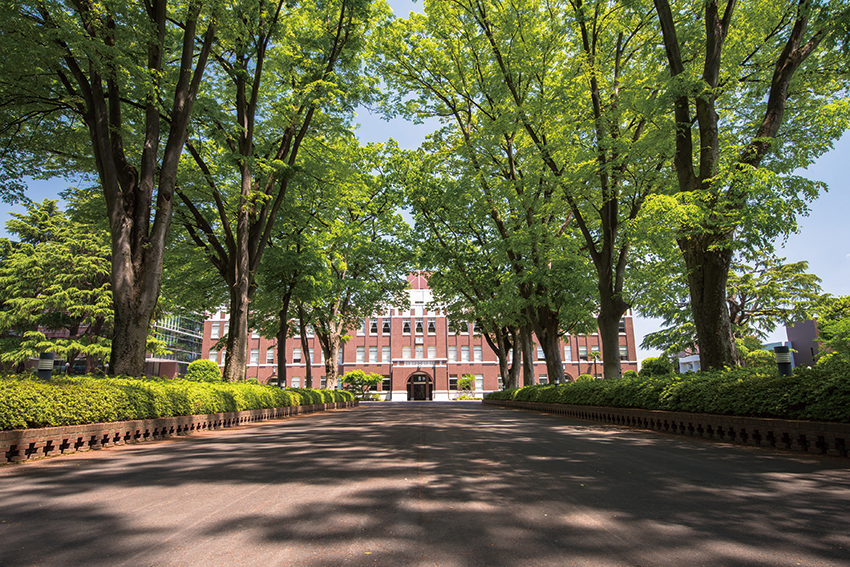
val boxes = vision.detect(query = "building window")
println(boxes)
[448,345,457,362]
[537,345,545,360]
[620,345,629,361]
[383,320,391,334]
[209,350,218,362]
[472,321,480,335]
[382,376,391,391]
[370,346,378,363]
[308,349,314,364]
[619,318,627,334]
[462,322,469,335]
[591,345,600,359]
[564,346,572,361]
[403,346,411,359]
[252,329,260,339]
[448,321,456,334]
[428,346,436,359]
[475,374,484,390]
[250,349,259,365]
[449,375,458,391]
[461,346,470,362]
[357,319,365,336]
[293,348,302,363]
[382,346,391,363]
[356,346,365,363]
[403,319,411,334]
[415,345,424,359]
[321,376,327,388]
[474,345,482,362]
[370,320,378,335]
[210,322,220,339]
[539,375,548,385]
[292,376,301,388]
[338,350,343,364]
[266,349,275,364]
[579,345,588,361]
[415,318,423,334]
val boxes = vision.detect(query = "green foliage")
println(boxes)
[0,374,353,430]
[639,357,674,377]
[817,296,850,359]
[486,365,850,423]
[185,359,223,383]
[575,374,594,383]
[622,370,639,379]
[744,349,776,370]
[340,369,383,396]
[0,199,113,371]
[458,374,475,392]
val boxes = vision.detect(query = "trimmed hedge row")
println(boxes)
[0,375,354,431]
[486,362,850,423]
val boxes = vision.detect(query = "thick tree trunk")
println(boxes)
[223,284,250,382]
[679,236,738,369]
[597,288,629,379]
[323,335,341,390]
[110,297,154,376]
[527,307,565,384]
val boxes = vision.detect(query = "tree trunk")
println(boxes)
[110,302,152,376]
[597,287,630,379]
[527,307,565,384]
[520,324,535,386]
[298,303,312,389]
[680,236,738,369]
[276,298,290,387]
[223,284,250,382]
[322,334,341,390]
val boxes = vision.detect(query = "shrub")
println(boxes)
[185,359,222,382]
[622,370,638,379]
[745,349,776,370]
[0,375,352,430]
[639,356,674,377]
[575,374,594,383]
[458,374,475,391]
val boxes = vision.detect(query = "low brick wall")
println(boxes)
[1,400,358,465]
[484,399,850,458]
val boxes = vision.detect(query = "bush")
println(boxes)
[0,374,353,430]
[458,374,475,391]
[639,356,674,377]
[575,374,594,383]
[484,364,850,423]
[185,359,222,382]
[745,349,776,370]
[622,370,638,379]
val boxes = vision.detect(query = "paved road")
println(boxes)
[1,402,850,567]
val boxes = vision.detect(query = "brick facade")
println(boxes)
[201,275,639,400]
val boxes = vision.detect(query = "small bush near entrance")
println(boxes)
[485,365,850,423]
[185,359,222,382]
[0,374,354,431]
[458,374,475,392]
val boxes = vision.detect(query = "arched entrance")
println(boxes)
[407,372,433,401]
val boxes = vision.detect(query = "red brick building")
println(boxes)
[201,274,638,400]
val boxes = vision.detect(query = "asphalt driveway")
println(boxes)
[1,402,849,566]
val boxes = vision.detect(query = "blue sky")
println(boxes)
[1,0,846,363]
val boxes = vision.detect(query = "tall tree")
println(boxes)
[0,199,112,373]
[176,0,385,381]
[0,0,217,375]
[652,0,850,369]
[381,0,669,379]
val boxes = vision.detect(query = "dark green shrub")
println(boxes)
[185,359,222,382]
[622,370,638,379]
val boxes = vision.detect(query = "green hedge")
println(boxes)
[0,375,354,431]
[485,362,850,423]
